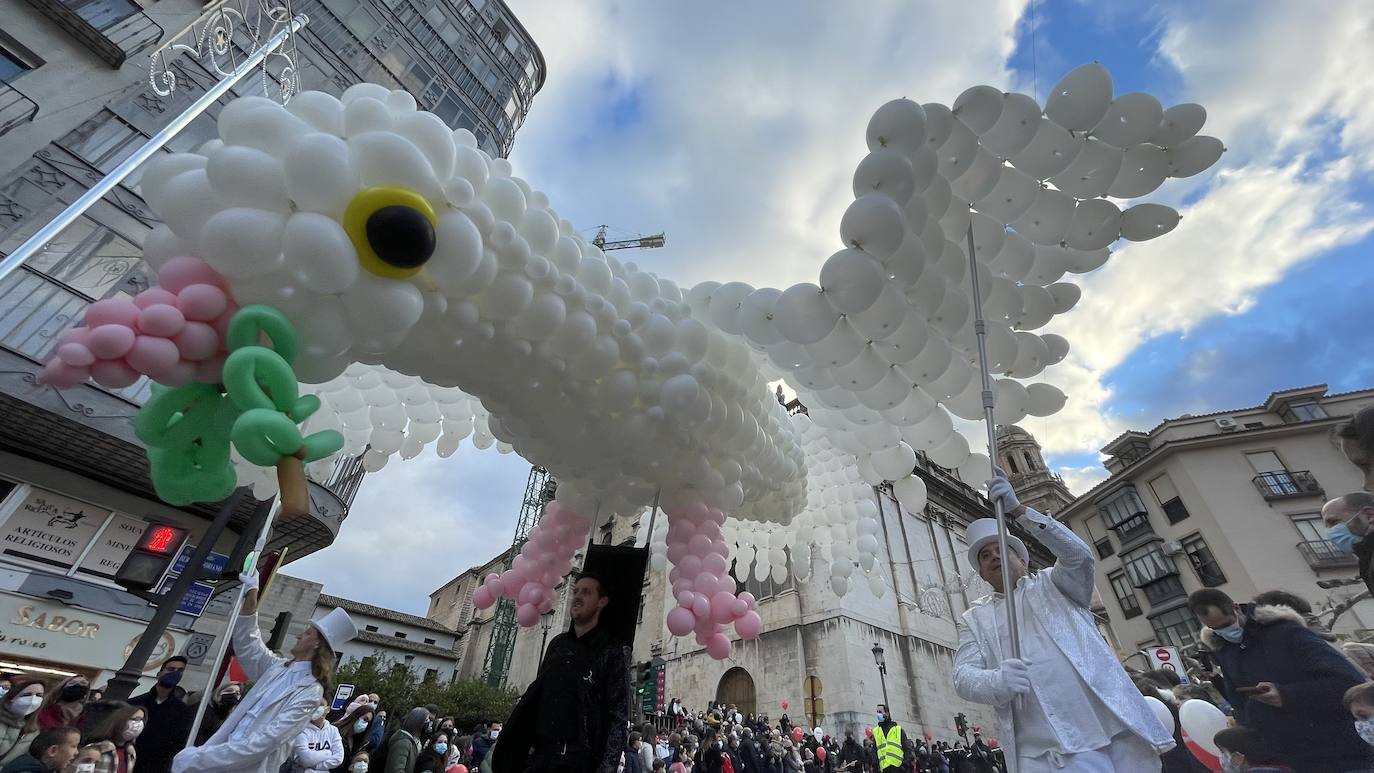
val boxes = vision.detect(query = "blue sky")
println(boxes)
[290,0,1374,612]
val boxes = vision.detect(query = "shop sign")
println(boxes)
[0,490,107,569]
[76,513,147,580]
[0,594,183,673]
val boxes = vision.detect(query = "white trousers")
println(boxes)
[1015,734,1162,773]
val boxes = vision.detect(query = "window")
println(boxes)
[1099,487,1149,530]
[1121,544,1178,588]
[1182,534,1226,586]
[424,637,436,645]
[424,668,439,682]
[1245,451,1286,474]
[66,0,141,31]
[1109,570,1142,619]
[364,625,379,632]
[0,47,32,82]
[62,109,148,174]
[394,631,407,639]
[1148,474,1190,524]
[1291,512,1326,543]
[1280,400,1327,423]
[1005,454,1020,475]
[1150,607,1201,649]
[1082,514,1114,558]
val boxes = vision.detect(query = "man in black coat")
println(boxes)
[494,574,630,773]
[1189,588,1369,773]
[128,656,193,773]
[737,728,765,773]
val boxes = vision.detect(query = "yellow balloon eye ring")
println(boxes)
[343,186,438,279]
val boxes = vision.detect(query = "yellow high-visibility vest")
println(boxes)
[872,723,903,769]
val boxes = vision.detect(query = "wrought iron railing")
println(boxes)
[1253,470,1322,500]
[0,81,39,138]
[1297,540,1359,570]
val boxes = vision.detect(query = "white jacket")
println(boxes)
[172,612,325,773]
[953,507,1174,772]
[290,721,343,772]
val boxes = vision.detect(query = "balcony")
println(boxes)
[24,0,164,67]
[0,81,39,138]
[1297,540,1359,570]
[1253,470,1323,501]
[1111,512,1156,549]
[1140,573,1187,606]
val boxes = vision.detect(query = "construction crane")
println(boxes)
[479,225,665,690]
[592,224,666,252]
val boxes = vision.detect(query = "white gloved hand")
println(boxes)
[986,471,1022,514]
[997,658,1031,698]
[238,572,259,592]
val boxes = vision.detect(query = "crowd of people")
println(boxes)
[652,702,1004,773]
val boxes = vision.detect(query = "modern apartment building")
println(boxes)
[1059,385,1374,659]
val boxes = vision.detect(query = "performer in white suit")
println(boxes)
[173,573,357,773]
[953,474,1174,773]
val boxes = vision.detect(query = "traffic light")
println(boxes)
[954,712,969,739]
[115,523,189,591]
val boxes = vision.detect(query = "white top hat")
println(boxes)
[965,518,1029,569]
[310,607,358,650]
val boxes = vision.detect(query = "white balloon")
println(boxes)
[866,98,928,156]
[1042,333,1070,364]
[1065,198,1122,252]
[806,319,865,368]
[979,93,1043,158]
[1092,92,1163,148]
[1008,118,1083,180]
[840,194,907,259]
[953,85,1005,134]
[1120,203,1181,241]
[1010,188,1075,246]
[819,249,886,313]
[1047,282,1082,314]
[282,212,358,294]
[200,208,286,279]
[1026,382,1068,416]
[1050,138,1123,199]
[872,441,917,480]
[1045,62,1113,131]
[774,283,839,344]
[892,475,928,513]
[739,288,784,346]
[950,148,1002,202]
[935,119,980,182]
[975,165,1040,224]
[853,149,916,205]
[1167,136,1224,178]
[205,145,288,209]
[1108,144,1169,199]
[1150,103,1207,147]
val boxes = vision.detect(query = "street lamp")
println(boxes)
[540,611,555,658]
[871,642,891,717]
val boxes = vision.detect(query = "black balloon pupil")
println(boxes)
[365,205,436,269]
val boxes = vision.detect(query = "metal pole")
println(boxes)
[0,16,305,286]
[185,498,284,746]
[642,489,662,548]
[965,219,1021,663]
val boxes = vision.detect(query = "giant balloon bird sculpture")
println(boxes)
[41,64,1221,658]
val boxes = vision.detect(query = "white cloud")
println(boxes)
[1029,1,1374,466]
[1058,464,1110,498]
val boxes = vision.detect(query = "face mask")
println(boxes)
[220,694,239,708]
[1357,718,1374,746]
[367,703,378,711]
[8,695,41,716]
[434,743,448,754]
[490,729,500,739]
[0,687,7,700]
[75,765,95,773]
[354,719,370,734]
[60,684,89,702]
[312,706,328,721]
[715,741,723,749]
[1216,622,1244,643]
[1219,753,1242,773]
[876,713,885,723]
[123,721,145,741]
[1329,522,1363,554]
[351,764,368,773]
[158,671,183,688]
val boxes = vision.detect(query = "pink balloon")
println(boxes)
[732,598,749,617]
[133,287,179,310]
[193,354,226,384]
[88,324,137,359]
[58,326,91,346]
[686,502,709,522]
[173,321,220,361]
[666,606,696,637]
[56,342,95,368]
[516,603,539,627]
[158,256,227,293]
[703,553,728,576]
[692,594,711,619]
[158,360,196,387]
[676,591,695,608]
[678,555,702,579]
[84,298,140,328]
[710,591,737,624]
[38,359,90,389]
[695,571,718,592]
[138,304,186,338]
[90,359,139,388]
[472,586,495,609]
[177,284,229,322]
[705,633,731,660]
[715,575,738,595]
[739,591,756,609]
[735,611,762,640]
[126,336,180,377]
[689,534,712,556]
[666,543,687,564]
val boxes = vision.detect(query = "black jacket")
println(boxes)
[493,624,630,773]
[1202,603,1369,773]
[128,689,192,773]
[737,737,764,773]
[1355,537,1374,599]
[0,754,47,773]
